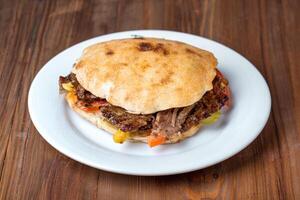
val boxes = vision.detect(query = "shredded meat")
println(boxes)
[176,105,195,127]
[152,105,195,136]
[59,70,230,135]
[152,109,178,135]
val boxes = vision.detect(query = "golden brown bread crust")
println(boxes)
[66,94,203,144]
[72,38,217,114]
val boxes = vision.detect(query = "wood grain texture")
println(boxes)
[0,0,299,199]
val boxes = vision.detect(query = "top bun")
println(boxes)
[72,38,217,114]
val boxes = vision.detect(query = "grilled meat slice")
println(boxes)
[100,106,154,132]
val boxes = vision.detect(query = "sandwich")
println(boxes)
[59,38,231,147]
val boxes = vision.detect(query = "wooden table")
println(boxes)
[0,0,299,199]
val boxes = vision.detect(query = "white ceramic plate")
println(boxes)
[28,30,271,176]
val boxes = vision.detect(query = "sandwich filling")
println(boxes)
[59,70,230,146]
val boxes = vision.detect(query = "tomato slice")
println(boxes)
[148,134,166,147]
[216,69,232,109]
[91,99,109,107]
[77,101,100,112]
[80,106,100,112]
[224,86,232,108]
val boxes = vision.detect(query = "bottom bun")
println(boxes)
[66,95,202,144]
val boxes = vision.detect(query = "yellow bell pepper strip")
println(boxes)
[62,82,75,92]
[113,130,130,144]
[66,92,78,104]
[201,111,221,125]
